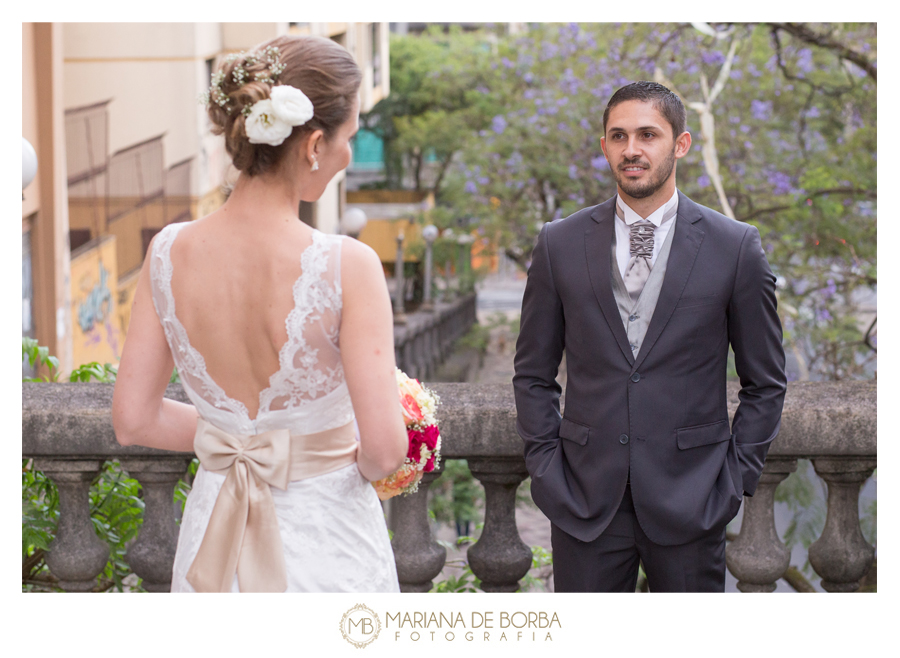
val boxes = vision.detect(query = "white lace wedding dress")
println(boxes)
[149,222,400,592]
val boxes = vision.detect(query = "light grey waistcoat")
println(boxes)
[610,217,677,358]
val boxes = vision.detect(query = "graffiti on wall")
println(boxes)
[77,263,112,333]
[71,236,121,366]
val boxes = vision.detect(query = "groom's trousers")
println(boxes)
[550,484,727,592]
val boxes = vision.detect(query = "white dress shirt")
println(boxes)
[614,190,679,281]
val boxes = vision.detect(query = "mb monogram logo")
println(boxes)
[340,603,382,648]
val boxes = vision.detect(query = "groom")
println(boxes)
[513,81,786,592]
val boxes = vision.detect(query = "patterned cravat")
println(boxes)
[616,200,677,303]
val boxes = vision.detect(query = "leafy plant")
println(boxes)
[22,337,60,382]
[90,461,145,591]
[429,459,484,534]
[69,361,118,383]
[22,343,186,591]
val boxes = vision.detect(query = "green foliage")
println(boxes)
[22,461,59,589]
[433,22,876,382]
[457,323,492,355]
[90,461,145,591]
[22,459,149,592]
[69,361,118,382]
[363,26,504,193]
[22,343,186,591]
[22,337,60,382]
[776,460,828,573]
[430,561,482,593]
[429,460,484,528]
[519,545,554,592]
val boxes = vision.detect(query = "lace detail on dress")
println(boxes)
[149,224,348,433]
[258,231,345,416]
[150,223,252,424]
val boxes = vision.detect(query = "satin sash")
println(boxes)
[185,417,358,593]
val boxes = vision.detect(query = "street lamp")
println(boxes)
[340,207,368,239]
[23,137,38,198]
[421,224,439,312]
[457,233,475,291]
[442,228,455,300]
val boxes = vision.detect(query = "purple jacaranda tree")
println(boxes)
[444,22,875,382]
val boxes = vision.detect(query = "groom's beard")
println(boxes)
[613,146,676,199]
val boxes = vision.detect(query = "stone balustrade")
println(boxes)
[393,293,477,381]
[22,379,875,593]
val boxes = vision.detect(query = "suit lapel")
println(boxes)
[632,191,705,372]
[585,199,635,366]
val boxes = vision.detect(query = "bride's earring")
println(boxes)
[311,159,319,172]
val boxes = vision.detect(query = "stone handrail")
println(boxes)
[22,380,875,592]
[394,293,477,381]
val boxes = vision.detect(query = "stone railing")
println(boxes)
[394,293,477,381]
[22,380,875,593]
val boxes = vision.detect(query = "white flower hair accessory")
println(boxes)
[244,85,315,146]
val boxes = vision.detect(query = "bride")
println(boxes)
[111,35,408,592]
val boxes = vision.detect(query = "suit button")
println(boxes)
[631,372,641,382]
[619,434,629,444]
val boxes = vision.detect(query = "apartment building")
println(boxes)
[22,22,390,374]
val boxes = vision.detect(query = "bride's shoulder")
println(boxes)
[338,236,385,284]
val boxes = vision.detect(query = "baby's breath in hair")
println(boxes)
[199,46,288,115]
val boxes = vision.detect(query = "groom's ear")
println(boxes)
[600,135,608,159]
[674,131,692,159]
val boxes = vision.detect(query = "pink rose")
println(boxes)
[407,429,426,462]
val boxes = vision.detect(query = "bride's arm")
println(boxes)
[340,238,408,481]
[112,238,198,451]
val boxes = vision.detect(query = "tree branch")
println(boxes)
[864,315,877,353]
[767,22,876,82]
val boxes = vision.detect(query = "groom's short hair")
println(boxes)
[603,81,687,139]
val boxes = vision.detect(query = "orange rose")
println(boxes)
[372,462,422,501]
[400,393,424,425]
[398,377,425,399]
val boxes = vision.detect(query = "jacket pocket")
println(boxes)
[676,419,731,450]
[559,417,590,446]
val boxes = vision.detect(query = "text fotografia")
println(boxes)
[387,611,561,642]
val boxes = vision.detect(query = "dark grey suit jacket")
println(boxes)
[513,191,786,546]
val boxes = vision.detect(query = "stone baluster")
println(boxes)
[726,458,797,592]
[466,457,533,592]
[414,330,428,380]
[395,344,404,374]
[402,340,416,380]
[391,469,446,592]
[119,458,191,592]
[421,326,434,380]
[34,459,109,592]
[808,458,877,592]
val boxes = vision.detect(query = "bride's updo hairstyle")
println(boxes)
[206,35,362,176]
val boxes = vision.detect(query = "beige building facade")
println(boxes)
[23,22,390,375]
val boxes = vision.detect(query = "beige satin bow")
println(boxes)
[186,419,292,593]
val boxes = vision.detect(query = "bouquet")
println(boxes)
[372,369,442,500]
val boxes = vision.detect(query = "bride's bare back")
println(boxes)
[169,213,322,421]
[113,33,405,482]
